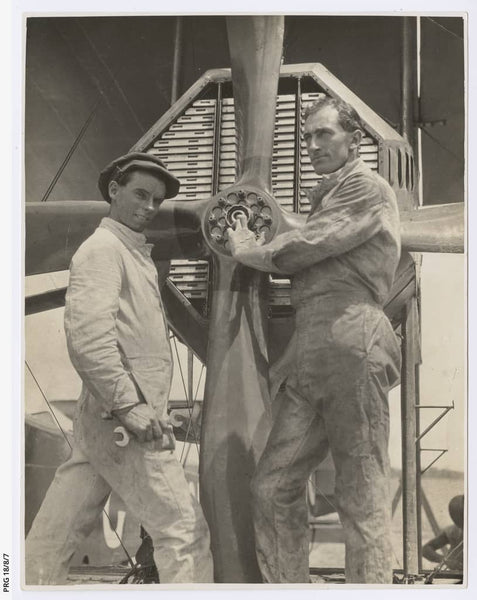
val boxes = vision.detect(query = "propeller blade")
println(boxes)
[400,203,464,253]
[25,199,209,275]
[25,287,67,315]
[275,202,465,254]
[161,280,208,363]
[226,16,284,190]
[147,198,209,260]
[199,257,272,582]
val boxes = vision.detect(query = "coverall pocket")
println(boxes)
[126,356,172,398]
[365,308,401,392]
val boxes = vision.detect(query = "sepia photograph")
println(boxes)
[8,1,473,596]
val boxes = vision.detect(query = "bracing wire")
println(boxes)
[424,540,463,583]
[40,98,101,203]
[170,336,201,459]
[420,126,463,164]
[179,362,205,463]
[424,17,463,42]
[25,360,135,568]
[181,364,204,462]
[26,362,73,450]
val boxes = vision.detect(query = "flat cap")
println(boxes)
[98,152,180,202]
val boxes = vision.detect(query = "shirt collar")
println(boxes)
[307,157,367,213]
[99,217,153,255]
[321,156,361,184]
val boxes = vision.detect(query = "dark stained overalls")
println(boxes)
[253,157,402,583]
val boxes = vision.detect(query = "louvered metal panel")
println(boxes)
[168,259,210,300]
[146,81,383,315]
[274,108,297,177]
[271,94,296,211]
[149,99,216,306]
[268,277,292,305]
[150,98,216,201]
[219,99,237,191]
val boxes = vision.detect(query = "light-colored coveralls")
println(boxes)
[25,217,213,585]
[252,158,402,583]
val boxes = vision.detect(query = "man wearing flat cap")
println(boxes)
[26,153,214,585]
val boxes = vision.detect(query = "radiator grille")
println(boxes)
[151,99,216,200]
[148,89,380,313]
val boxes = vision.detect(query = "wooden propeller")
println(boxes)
[198,16,284,582]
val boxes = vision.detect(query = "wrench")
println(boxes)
[113,422,175,450]
[113,425,130,447]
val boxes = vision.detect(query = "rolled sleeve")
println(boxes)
[267,174,385,274]
[64,243,140,416]
[231,244,282,273]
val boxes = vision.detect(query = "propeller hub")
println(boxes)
[202,186,280,256]
[225,204,252,227]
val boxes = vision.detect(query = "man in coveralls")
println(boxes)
[26,153,213,585]
[229,95,402,583]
